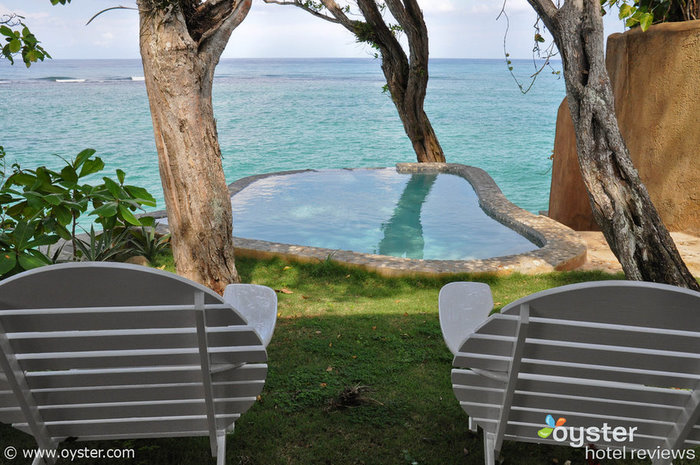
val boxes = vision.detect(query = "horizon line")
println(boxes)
[33,56,564,61]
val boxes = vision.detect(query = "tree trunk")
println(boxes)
[358,0,445,163]
[528,0,699,290]
[138,1,250,293]
[265,0,446,163]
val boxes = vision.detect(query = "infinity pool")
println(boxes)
[231,168,538,261]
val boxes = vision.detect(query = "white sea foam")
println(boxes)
[55,78,86,83]
[131,76,145,81]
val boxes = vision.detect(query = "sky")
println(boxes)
[0,0,626,60]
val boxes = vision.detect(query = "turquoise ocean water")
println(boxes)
[0,58,564,214]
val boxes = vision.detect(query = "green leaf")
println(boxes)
[625,16,640,27]
[6,172,36,187]
[9,39,21,54]
[60,199,84,211]
[0,251,17,275]
[34,167,52,189]
[124,185,156,207]
[22,191,45,210]
[119,199,142,210]
[11,220,35,250]
[78,157,104,178]
[60,165,78,185]
[55,224,72,241]
[25,49,37,63]
[25,234,59,248]
[140,216,155,227]
[102,177,122,198]
[52,205,73,225]
[0,26,13,37]
[534,33,545,43]
[116,169,125,185]
[18,251,49,270]
[74,148,96,169]
[5,202,28,219]
[618,3,634,18]
[89,202,118,218]
[119,204,142,226]
[43,193,63,206]
[639,12,653,31]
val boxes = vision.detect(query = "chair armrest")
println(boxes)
[223,284,277,347]
[439,282,493,355]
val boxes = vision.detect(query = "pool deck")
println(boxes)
[228,163,588,277]
[575,231,700,276]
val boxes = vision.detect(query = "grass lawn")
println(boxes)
[0,256,696,464]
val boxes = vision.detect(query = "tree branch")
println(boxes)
[384,0,427,60]
[319,0,364,34]
[357,0,404,56]
[86,6,137,26]
[526,0,559,22]
[262,0,341,24]
[383,0,408,28]
[198,0,252,62]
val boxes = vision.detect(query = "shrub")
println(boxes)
[0,147,158,278]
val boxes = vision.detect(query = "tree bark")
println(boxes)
[527,0,699,290]
[138,0,251,293]
[358,0,444,163]
[264,0,445,163]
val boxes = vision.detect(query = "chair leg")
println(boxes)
[31,440,58,465]
[483,432,496,465]
[216,431,226,465]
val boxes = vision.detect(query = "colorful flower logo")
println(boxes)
[538,414,566,439]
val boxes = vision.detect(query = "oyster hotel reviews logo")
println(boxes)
[537,414,696,462]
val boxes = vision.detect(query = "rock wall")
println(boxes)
[548,20,700,234]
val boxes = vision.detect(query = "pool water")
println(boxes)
[231,169,538,261]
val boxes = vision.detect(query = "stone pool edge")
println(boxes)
[222,163,587,277]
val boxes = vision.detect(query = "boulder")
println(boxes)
[548,20,700,234]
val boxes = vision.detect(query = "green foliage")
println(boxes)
[302,0,324,10]
[0,16,51,67]
[0,1,70,67]
[128,226,171,262]
[74,225,133,262]
[604,0,697,30]
[0,148,157,278]
[607,0,655,30]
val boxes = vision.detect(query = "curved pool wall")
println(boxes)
[226,163,587,277]
[231,168,539,260]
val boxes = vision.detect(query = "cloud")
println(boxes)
[419,0,458,13]
[466,0,533,15]
[94,31,115,46]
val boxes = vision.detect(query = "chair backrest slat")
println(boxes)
[442,280,700,464]
[0,263,272,452]
[460,335,700,375]
[12,346,267,372]
[20,364,267,390]
[476,317,700,353]
[7,327,263,354]
[0,305,243,333]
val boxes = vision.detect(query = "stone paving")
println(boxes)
[576,231,700,276]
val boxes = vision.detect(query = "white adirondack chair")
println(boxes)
[439,280,700,465]
[0,262,277,465]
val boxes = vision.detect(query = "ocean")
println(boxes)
[0,58,565,215]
